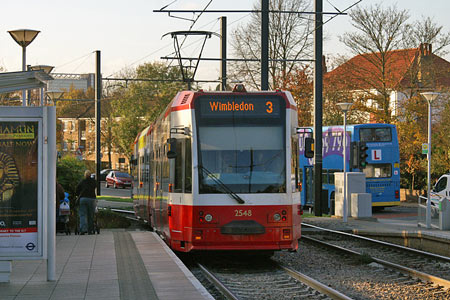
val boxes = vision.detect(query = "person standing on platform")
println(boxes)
[56,180,65,215]
[76,170,97,235]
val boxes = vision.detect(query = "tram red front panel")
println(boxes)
[168,204,301,252]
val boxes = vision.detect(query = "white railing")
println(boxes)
[418,195,440,229]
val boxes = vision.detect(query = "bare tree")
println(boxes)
[403,16,450,56]
[230,0,313,90]
[339,3,410,123]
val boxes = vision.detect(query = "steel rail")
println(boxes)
[302,235,450,290]
[302,222,450,262]
[280,265,353,300]
[197,263,241,300]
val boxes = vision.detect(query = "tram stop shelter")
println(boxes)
[0,70,53,94]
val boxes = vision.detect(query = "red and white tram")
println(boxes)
[131,85,302,252]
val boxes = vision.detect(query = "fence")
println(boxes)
[418,195,440,229]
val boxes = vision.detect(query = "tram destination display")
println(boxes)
[198,95,283,118]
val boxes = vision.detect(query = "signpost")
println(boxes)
[422,143,429,155]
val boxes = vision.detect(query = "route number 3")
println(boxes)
[266,101,273,114]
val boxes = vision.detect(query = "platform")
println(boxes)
[303,202,450,256]
[0,230,213,300]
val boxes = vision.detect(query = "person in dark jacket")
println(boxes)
[76,170,97,235]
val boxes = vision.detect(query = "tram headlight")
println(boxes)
[273,213,281,221]
[205,214,213,222]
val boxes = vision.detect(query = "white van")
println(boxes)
[433,174,450,198]
[430,174,450,215]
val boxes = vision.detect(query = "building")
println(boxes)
[58,109,129,171]
[324,43,450,120]
[47,73,94,94]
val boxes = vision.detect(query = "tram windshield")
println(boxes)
[196,95,286,194]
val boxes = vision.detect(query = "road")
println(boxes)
[96,181,133,210]
[98,181,132,198]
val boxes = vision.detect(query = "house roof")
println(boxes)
[325,45,450,90]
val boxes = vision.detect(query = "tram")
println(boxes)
[131,85,302,252]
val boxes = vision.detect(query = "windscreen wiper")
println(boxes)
[198,165,245,204]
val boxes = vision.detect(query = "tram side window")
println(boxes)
[174,139,183,192]
[162,144,170,192]
[184,138,192,193]
[291,137,299,192]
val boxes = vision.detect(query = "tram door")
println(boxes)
[152,147,161,232]
[156,146,165,234]
[305,166,314,206]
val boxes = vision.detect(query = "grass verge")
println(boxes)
[96,195,132,203]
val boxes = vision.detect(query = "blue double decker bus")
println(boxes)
[298,123,401,209]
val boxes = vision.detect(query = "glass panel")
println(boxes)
[435,177,447,192]
[184,138,192,193]
[174,139,182,192]
[362,163,392,178]
[198,126,285,193]
[322,170,328,184]
[360,128,392,142]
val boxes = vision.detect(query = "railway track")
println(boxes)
[190,256,351,300]
[301,223,450,292]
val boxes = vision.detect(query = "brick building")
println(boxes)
[324,43,450,120]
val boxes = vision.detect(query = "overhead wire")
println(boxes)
[54,52,93,73]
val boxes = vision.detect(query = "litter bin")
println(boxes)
[439,197,450,230]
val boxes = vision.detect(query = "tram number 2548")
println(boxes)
[235,209,252,217]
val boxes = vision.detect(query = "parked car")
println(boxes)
[91,169,118,181]
[105,171,133,189]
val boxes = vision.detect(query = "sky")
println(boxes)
[1,0,450,86]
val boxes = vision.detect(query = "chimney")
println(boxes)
[419,43,432,56]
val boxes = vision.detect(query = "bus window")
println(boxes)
[360,128,392,142]
[328,169,340,185]
[363,163,392,178]
[322,170,328,184]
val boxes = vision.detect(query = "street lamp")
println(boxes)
[337,102,353,222]
[46,91,64,106]
[30,65,54,106]
[8,29,40,106]
[420,92,440,229]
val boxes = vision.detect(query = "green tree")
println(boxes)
[56,155,86,202]
[112,62,185,160]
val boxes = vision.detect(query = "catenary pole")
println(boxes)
[220,16,227,91]
[261,0,269,90]
[314,0,323,216]
[95,50,102,195]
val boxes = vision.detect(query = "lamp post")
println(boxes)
[337,102,353,222]
[30,65,54,106]
[46,91,64,106]
[8,29,40,106]
[420,92,440,229]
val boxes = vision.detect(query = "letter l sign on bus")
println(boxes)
[372,149,382,161]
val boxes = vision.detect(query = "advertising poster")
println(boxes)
[0,121,39,255]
